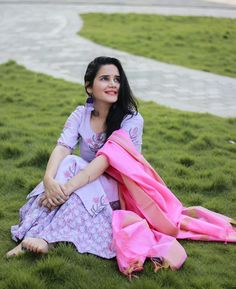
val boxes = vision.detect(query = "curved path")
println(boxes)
[0,2,236,117]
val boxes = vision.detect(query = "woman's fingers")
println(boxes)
[39,194,58,209]
[45,181,68,201]
[39,194,47,206]
[52,195,66,205]
[47,194,67,207]
[41,198,48,207]
[41,194,65,208]
[47,197,58,207]
[40,181,70,209]
[57,186,69,200]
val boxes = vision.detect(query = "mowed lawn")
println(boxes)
[79,13,236,78]
[0,60,235,289]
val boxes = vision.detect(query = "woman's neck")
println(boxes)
[92,101,111,120]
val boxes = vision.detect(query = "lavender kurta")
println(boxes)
[11,103,143,258]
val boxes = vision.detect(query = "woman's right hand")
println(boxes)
[41,177,69,207]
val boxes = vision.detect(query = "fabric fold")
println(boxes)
[97,129,236,277]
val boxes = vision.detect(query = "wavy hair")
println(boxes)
[84,56,138,140]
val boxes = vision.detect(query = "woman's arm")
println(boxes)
[61,155,109,196]
[43,145,71,182]
[40,153,109,209]
[63,111,144,197]
[41,106,83,208]
[121,113,144,153]
[40,145,71,207]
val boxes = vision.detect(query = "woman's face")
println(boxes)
[87,64,120,104]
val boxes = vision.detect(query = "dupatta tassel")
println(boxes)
[230,219,236,225]
[122,260,143,280]
[151,257,169,272]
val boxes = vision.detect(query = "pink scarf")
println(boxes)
[97,129,236,278]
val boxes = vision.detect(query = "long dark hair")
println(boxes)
[84,56,138,140]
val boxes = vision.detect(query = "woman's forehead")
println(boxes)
[97,64,120,76]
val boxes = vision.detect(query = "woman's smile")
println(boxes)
[104,90,118,96]
[87,64,120,104]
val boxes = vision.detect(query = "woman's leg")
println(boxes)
[20,156,86,253]
[7,156,86,257]
[7,155,114,258]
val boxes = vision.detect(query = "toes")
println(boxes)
[22,239,33,252]
[21,240,28,250]
[30,244,38,253]
[22,238,49,254]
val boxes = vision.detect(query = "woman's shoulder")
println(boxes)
[120,111,143,151]
[73,105,85,114]
[75,103,94,114]
[69,104,93,118]
[121,111,144,126]
[64,105,85,123]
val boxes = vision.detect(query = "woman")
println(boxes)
[7,56,236,278]
[6,56,144,258]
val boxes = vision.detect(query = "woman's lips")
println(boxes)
[105,91,117,95]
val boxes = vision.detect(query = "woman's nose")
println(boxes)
[109,79,116,87]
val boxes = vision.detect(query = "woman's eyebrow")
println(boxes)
[98,74,120,78]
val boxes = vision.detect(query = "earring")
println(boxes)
[86,97,93,104]
[86,95,94,104]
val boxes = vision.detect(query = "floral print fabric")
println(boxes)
[11,155,116,258]
[57,103,143,162]
[11,104,143,259]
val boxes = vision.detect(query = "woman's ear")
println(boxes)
[85,81,92,96]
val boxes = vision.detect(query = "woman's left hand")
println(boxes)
[39,182,72,209]
[39,194,52,209]
[39,192,64,210]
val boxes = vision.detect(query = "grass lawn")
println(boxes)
[79,13,236,78]
[0,61,236,289]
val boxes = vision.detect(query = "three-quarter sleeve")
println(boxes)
[57,106,84,151]
[121,112,144,152]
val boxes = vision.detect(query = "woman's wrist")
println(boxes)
[43,174,54,184]
[62,182,74,196]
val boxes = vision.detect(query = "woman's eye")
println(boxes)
[100,76,120,83]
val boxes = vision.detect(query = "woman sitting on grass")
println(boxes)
[7,56,236,278]
[7,56,144,258]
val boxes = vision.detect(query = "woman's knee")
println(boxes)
[60,155,88,170]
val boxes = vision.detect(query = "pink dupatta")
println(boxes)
[97,129,236,278]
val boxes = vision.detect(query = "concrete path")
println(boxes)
[0,1,236,117]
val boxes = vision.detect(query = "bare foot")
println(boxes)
[6,243,26,258]
[22,237,49,254]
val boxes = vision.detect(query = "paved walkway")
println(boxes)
[0,1,236,117]
[1,0,236,7]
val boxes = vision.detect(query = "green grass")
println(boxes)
[79,13,236,78]
[0,61,236,289]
